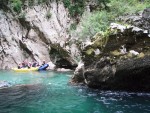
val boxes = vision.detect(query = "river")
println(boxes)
[0,71,149,113]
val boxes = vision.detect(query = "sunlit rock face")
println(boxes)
[0,1,78,69]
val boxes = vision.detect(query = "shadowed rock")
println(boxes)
[72,8,150,92]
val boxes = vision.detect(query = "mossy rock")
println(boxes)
[92,32,107,49]
[93,38,107,50]
[93,40,103,48]
[137,52,145,58]
[127,53,133,58]
[146,52,150,56]
[110,58,116,64]
[86,48,95,55]
[110,50,121,56]
[93,32,102,39]
[120,55,127,60]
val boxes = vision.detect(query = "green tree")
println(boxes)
[63,0,85,17]
[10,0,22,13]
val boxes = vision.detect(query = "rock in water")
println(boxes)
[72,8,150,92]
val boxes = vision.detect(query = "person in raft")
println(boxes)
[27,62,32,68]
[17,63,22,69]
[41,60,46,66]
[22,60,28,68]
[17,60,27,68]
[32,60,39,67]
[38,60,46,68]
[17,60,34,69]
[17,60,44,69]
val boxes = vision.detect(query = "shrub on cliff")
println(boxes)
[10,0,22,13]
[46,10,52,19]
[78,11,111,40]
[63,0,85,17]
[74,0,150,41]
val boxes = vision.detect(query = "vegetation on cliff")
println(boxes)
[4,0,149,38]
[74,0,150,40]
[10,0,22,13]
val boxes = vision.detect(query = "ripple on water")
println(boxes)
[0,83,47,112]
[77,87,150,113]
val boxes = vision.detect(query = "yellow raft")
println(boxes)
[12,67,39,72]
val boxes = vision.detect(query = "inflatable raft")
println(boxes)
[12,64,49,72]
[12,67,39,72]
[38,64,49,71]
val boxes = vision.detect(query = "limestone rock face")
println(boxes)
[0,1,78,69]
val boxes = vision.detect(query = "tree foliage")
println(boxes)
[63,0,85,17]
[10,0,22,13]
[73,0,150,41]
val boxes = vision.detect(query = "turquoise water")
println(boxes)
[0,71,149,113]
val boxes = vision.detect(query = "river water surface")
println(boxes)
[0,71,149,113]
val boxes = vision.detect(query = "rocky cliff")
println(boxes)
[0,0,78,69]
[72,8,150,92]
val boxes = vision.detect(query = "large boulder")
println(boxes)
[72,12,150,92]
[80,56,150,92]
[72,61,85,83]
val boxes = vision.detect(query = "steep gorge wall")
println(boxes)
[0,0,78,69]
